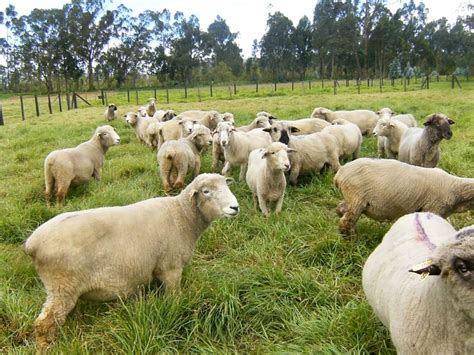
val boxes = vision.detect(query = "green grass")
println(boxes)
[0,83,473,353]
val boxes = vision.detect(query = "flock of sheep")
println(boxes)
[24,97,473,352]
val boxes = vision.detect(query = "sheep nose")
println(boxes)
[372,130,377,136]
[116,138,121,144]
[208,140,212,145]
[284,163,290,171]
[230,205,239,213]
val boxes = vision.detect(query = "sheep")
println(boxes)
[263,121,341,185]
[103,104,118,121]
[24,173,239,349]
[334,158,474,236]
[362,212,474,354]
[236,115,272,132]
[44,125,120,208]
[153,109,176,122]
[257,112,330,134]
[176,110,223,130]
[373,117,409,159]
[246,142,295,216]
[155,119,197,150]
[145,121,165,149]
[157,126,212,193]
[221,112,235,125]
[145,98,157,117]
[398,113,455,168]
[311,107,378,135]
[210,113,236,173]
[322,118,362,162]
[377,107,417,127]
[124,111,156,145]
[216,121,272,181]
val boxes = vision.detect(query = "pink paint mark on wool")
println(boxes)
[414,213,437,251]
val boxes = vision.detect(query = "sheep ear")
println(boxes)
[290,127,300,133]
[376,111,380,115]
[423,114,436,126]
[448,119,455,125]
[287,148,297,154]
[262,128,271,133]
[261,150,270,159]
[389,122,395,128]
[269,115,278,122]
[188,189,199,203]
[225,177,234,185]
[409,259,441,276]
[178,121,184,125]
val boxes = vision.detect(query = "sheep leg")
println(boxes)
[257,195,270,217]
[329,152,341,172]
[336,200,348,217]
[377,138,385,158]
[274,194,284,214]
[158,269,182,293]
[339,201,366,237]
[34,293,78,349]
[239,163,248,181]
[93,167,101,180]
[222,161,231,176]
[44,175,55,208]
[252,194,258,211]
[174,162,188,190]
[289,163,301,186]
[353,146,360,160]
[192,158,201,179]
[55,180,71,208]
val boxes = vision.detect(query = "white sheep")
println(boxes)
[257,112,330,134]
[263,121,341,185]
[176,110,223,130]
[153,109,176,122]
[44,125,120,208]
[145,98,157,117]
[103,104,118,121]
[246,142,295,216]
[24,173,239,349]
[363,212,474,354]
[216,121,272,181]
[311,107,378,135]
[373,117,409,158]
[157,126,212,193]
[236,115,272,132]
[221,112,235,125]
[398,113,455,168]
[322,118,362,162]
[334,158,474,236]
[377,107,417,127]
[156,119,197,150]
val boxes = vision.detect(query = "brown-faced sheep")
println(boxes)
[44,125,120,208]
[334,158,474,236]
[398,113,454,168]
[157,126,212,192]
[363,212,474,354]
[104,104,118,121]
[25,173,239,349]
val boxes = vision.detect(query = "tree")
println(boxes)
[260,11,295,81]
[65,0,117,90]
[388,57,401,79]
[292,16,313,80]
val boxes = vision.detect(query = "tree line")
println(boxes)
[0,0,472,93]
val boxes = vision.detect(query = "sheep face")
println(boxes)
[256,111,278,123]
[189,174,239,220]
[124,112,139,126]
[96,125,121,146]
[311,107,331,120]
[263,142,293,172]
[221,112,235,124]
[263,122,300,145]
[108,104,118,111]
[254,116,272,129]
[411,229,474,318]
[424,113,455,140]
[163,110,176,121]
[179,120,197,136]
[376,107,394,120]
[373,117,393,137]
[216,122,234,147]
[189,126,212,150]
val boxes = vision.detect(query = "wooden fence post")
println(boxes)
[135,90,139,105]
[210,83,213,97]
[256,81,259,93]
[333,80,337,95]
[166,88,169,104]
[58,93,62,112]
[104,91,108,106]
[357,78,361,94]
[47,93,52,114]
[404,77,407,91]
[0,104,3,126]
[127,89,130,102]
[274,82,277,91]
[66,93,70,110]
[234,82,237,95]
[154,88,157,99]
[184,84,188,99]
[321,79,324,88]
[73,92,78,109]
[34,95,40,117]
[20,96,25,121]
[291,81,294,91]
[309,80,311,89]
[100,90,105,105]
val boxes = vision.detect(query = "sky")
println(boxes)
[1,0,471,58]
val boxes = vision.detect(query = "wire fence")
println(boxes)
[0,75,464,125]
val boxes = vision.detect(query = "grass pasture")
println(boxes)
[0,84,473,353]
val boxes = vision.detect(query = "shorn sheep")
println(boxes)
[377,107,417,127]
[157,125,212,192]
[398,113,454,168]
[25,173,239,349]
[246,142,295,216]
[373,117,409,159]
[322,118,362,162]
[217,121,272,181]
[311,107,378,135]
[263,121,340,185]
[145,98,157,117]
[334,158,474,236]
[103,104,117,121]
[363,212,474,354]
[124,111,155,145]
[44,125,120,208]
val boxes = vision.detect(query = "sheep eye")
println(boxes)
[202,188,211,195]
[273,127,277,132]
[455,259,469,274]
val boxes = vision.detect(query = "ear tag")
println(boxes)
[410,259,433,279]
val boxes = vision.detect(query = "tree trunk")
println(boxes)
[88,57,94,91]
[354,48,362,79]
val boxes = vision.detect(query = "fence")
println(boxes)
[0,75,464,125]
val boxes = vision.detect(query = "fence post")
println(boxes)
[404,77,407,91]
[135,90,139,105]
[291,81,294,91]
[34,95,40,117]
[256,81,259,93]
[104,91,108,106]
[210,83,213,97]
[309,80,311,89]
[451,75,454,89]
[154,88,157,99]
[274,82,277,91]
[357,78,361,94]
[20,96,25,120]
[127,89,130,102]
[321,79,324,88]
[0,104,3,126]
[66,93,70,110]
[379,77,382,93]
[184,84,188,99]
[73,92,78,109]
[234,83,237,95]
[58,93,62,112]
[333,80,337,95]
[100,90,105,105]
[166,88,169,104]
[47,93,52,114]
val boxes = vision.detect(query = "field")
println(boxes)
[0,83,473,353]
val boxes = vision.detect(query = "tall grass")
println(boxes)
[0,84,472,353]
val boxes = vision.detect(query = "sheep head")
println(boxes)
[263,122,299,144]
[423,113,455,140]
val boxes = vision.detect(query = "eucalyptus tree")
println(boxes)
[292,15,313,80]
[0,5,18,89]
[260,11,295,81]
